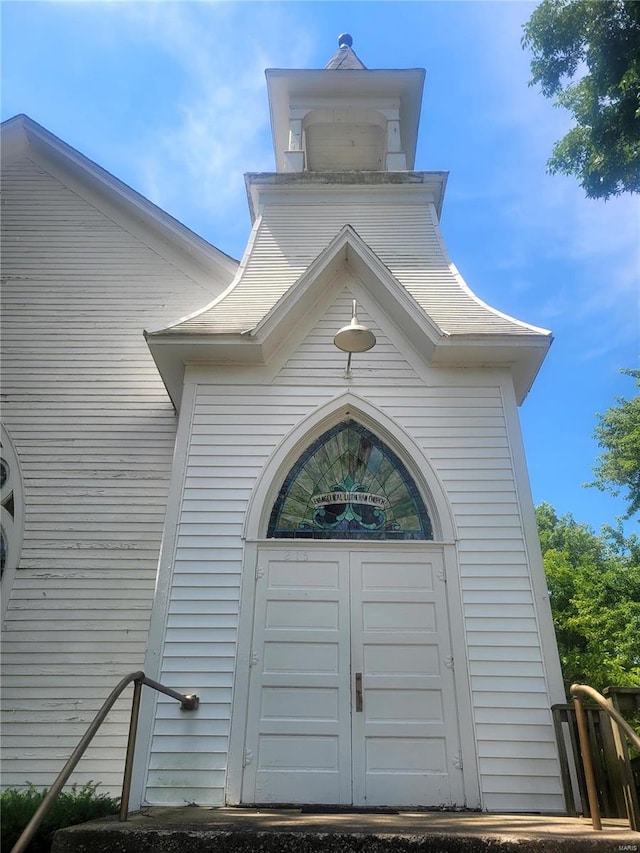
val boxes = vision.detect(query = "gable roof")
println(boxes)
[1,114,239,287]
[145,224,442,407]
[148,171,549,341]
[146,221,551,408]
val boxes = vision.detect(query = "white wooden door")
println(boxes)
[242,549,352,805]
[349,550,463,806]
[241,546,463,807]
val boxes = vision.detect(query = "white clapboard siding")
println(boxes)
[145,301,561,811]
[378,392,559,811]
[278,288,423,385]
[145,384,335,804]
[0,155,229,793]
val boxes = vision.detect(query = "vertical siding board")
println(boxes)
[0,156,228,794]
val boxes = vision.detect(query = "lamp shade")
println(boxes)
[333,300,377,353]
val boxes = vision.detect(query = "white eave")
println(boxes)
[244,169,449,223]
[431,333,553,403]
[147,328,551,411]
[144,332,266,410]
[266,68,425,173]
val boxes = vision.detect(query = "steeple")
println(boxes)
[266,35,424,173]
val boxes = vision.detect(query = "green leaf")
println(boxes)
[523,0,640,199]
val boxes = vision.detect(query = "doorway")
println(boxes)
[240,544,463,807]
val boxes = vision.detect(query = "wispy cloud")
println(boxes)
[116,2,314,251]
[45,0,636,357]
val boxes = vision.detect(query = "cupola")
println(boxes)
[266,35,425,173]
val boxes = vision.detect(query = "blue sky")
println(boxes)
[2,0,638,533]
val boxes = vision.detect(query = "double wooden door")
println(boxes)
[241,546,463,807]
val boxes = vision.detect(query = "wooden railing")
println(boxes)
[553,684,639,832]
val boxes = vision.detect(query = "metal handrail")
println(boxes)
[570,683,640,832]
[11,671,199,853]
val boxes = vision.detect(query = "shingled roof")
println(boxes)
[325,33,367,70]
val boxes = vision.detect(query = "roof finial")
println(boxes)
[325,33,365,70]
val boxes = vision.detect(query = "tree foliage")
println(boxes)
[536,502,640,695]
[522,0,640,199]
[589,368,640,519]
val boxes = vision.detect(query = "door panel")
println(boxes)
[350,551,460,806]
[242,546,462,807]
[242,551,352,804]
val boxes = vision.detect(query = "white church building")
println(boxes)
[1,36,567,813]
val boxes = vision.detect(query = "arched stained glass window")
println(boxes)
[268,420,433,540]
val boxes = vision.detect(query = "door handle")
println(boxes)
[355,671,363,712]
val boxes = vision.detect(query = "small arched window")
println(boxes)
[268,420,432,540]
[1,424,24,579]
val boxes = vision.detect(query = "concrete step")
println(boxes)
[52,807,640,853]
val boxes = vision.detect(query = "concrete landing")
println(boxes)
[52,806,639,852]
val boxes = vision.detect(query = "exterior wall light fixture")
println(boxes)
[333,299,376,376]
